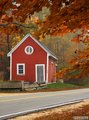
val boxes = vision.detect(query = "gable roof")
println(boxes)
[7,33,58,60]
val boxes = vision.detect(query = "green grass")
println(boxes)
[47,82,89,90]
[47,82,79,89]
[0,81,89,93]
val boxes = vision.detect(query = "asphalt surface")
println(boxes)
[0,88,89,120]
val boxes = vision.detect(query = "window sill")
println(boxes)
[17,74,25,76]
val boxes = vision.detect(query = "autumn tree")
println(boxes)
[69,28,89,78]
[0,0,89,80]
[0,0,89,35]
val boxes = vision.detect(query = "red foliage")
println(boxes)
[0,0,89,35]
[0,51,4,56]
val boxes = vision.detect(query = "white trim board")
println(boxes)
[7,33,57,60]
[46,54,49,83]
[10,55,12,80]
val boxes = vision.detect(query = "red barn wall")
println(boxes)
[12,36,47,82]
[48,58,56,83]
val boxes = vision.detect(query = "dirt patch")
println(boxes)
[0,86,88,94]
[9,99,89,120]
[0,93,30,96]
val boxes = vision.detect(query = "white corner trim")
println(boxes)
[35,64,45,82]
[46,54,49,83]
[17,63,25,75]
[10,55,12,80]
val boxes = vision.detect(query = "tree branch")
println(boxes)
[0,22,36,28]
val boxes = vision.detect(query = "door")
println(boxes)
[36,64,45,83]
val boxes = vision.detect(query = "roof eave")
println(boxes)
[48,54,58,60]
[7,33,58,60]
[7,52,11,57]
[7,34,30,56]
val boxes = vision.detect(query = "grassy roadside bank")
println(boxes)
[31,82,89,92]
[0,82,89,93]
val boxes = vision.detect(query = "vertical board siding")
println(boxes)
[12,36,47,82]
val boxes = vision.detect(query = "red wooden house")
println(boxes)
[7,34,58,83]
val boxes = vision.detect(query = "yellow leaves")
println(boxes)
[11,35,21,48]
[39,34,44,41]
[25,16,30,24]
[31,16,40,24]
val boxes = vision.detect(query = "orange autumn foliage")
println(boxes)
[0,0,89,35]
[56,28,89,80]
[56,68,68,79]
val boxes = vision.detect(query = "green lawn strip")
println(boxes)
[47,82,89,89]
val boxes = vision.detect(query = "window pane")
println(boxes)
[19,70,23,74]
[25,46,34,54]
[27,47,29,52]
[17,64,25,75]
[27,47,32,52]
[19,65,23,69]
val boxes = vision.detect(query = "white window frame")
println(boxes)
[17,63,25,75]
[25,46,34,55]
[35,64,45,82]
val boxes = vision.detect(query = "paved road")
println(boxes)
[0,88,89,119]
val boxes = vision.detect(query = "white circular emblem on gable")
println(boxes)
[25,46,34,55]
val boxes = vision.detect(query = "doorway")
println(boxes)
[36,64,45,83]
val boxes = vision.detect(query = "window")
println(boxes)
[25,46,34,55]
[17,64,25,75]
